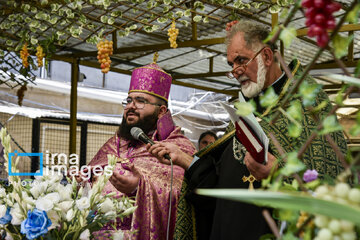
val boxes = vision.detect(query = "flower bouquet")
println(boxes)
[0,128,137,240]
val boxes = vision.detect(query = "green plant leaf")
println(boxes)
[279,27,296,48]
[299,81,321,107]
[184,9,191,17]
[346,3,360,24]
[175,11,183,18]
[286,100,302,121]
[269,4,281,13]
[319,115,343,135]
[288,123,302,138]
[280,152,305,176]
[263,25,279,46]
[332,34,353,59]
[196,189,360,225]
[354,60,360,77]
[260,87,278,107]
[193,15,202,22]
[326,74,360,87]
[234,101,255,116]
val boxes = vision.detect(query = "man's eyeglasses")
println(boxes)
[122,96,162,109]
[226,46,266,79]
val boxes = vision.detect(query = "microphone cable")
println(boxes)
[166,157,173,240]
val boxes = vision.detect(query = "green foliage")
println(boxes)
[318,115,343,135]
[299,81,322,107]
[334,86,347,107]
[346,3,360,24]
[287,100,303,121]
[288,123,302,138]
[280,152,306,176]
[280,26,297,48]
[349,111,360,136]
[193,15,202,22]
[234,101,255,116]
[196,189,360,224]
[332,34,353,59]
[260,87,278,108]
[269,4,281,13]
[354,60,360,77]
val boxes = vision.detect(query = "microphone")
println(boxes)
[130,127,171,160]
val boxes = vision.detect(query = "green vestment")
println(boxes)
[174,59,347,240]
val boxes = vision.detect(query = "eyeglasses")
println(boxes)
[122,96,162,109]
[226,46,266,79]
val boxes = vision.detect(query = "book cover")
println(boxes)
[234,117,265,163]
[220,98,269,164]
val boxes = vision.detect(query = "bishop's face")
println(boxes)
[119,92,162,140]
[227,32,268,98]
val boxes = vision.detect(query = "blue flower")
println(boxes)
[20,208,52,240]
[0,207,12,224]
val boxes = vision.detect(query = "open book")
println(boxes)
[220,94,269,164]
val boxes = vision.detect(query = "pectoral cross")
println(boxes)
[242,174,256,190]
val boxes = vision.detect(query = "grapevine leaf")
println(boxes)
[260,87,278,107]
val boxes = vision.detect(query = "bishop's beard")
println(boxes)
[118,109,159,141]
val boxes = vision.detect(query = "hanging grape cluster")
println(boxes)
[20,43,30,68]
[97,39,113,74]
[302,0,342,47]
[36,45,45,67]
[168,20,179,49]
[312,183,360,240]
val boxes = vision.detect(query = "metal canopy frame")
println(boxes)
[0,0,359,153]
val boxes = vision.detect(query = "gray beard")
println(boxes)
[241,55,267,98]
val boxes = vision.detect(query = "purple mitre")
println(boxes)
[129,63,172,102]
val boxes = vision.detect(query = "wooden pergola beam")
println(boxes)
[296,24,360,37]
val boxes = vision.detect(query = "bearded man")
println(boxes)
[88,63,196,239]
[163,20,347,240]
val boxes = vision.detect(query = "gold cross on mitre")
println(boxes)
[242,174,256,190]
[153,51,159,64]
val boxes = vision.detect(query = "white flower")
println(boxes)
[44,192,60,204]
[0,205,7,218]
[10,204,24,225]
[121,206,137,216]
[5,232,13,240]
[104,210,116,219]
[56,184,72,201]
[113,230,124,240]
[22,195,35,211]
[66,209,75,221]
[0,188,6,197]
[36,197,54,211]
[79,229,90,240]
[100,198,114,213]
[58,200,73,212]
[47,210,60,229]
[30,181,48,198]
[76,197,90,211]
